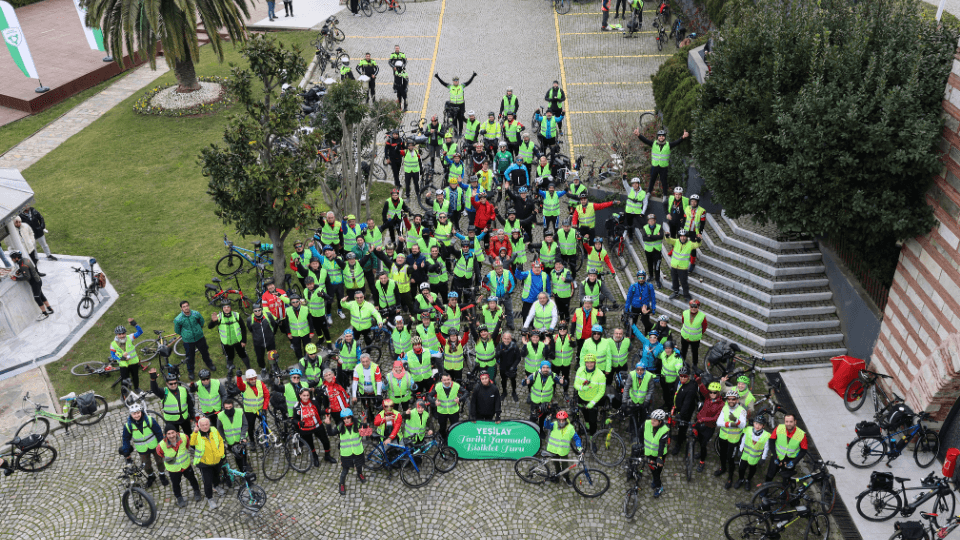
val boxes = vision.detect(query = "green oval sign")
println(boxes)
[447,420,542,460]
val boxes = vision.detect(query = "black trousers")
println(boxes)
[137,450,165,476]
[671,267,690,298]
[648,165,668,194]
[437,412,459,438]
[738,460,759,483]
[390,162,402,189]
[659,377,676,411]
[645,250,663,284]
[615,0,626,16]
[681,338,701,367]
[500,368,517,394]
[452,104,466,136]
[404,171,419,195]
[283,1,292,15]
[311,314,331,344]
[651,462,664,489]
[184,337,214,377]
[765,460,796,482]
[602,10,609,27]
[198,461,222,498]
[222,342,250,369]
[555,297,571,318]
[119,364,140,390]
[29,279,46,306]
[339,454,365,483]
[695,424,715,461]
[253,344,276,369]
[298,426,331,453]
[244,411,260,444]
[349,0,358,13]
[577,395,607,435]
[169,466,200,498]
[555,365,571,391]
[717,437,738,481]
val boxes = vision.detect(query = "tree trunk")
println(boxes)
[269,227,286,288]
[174,57,202,93]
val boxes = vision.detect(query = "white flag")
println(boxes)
[72,0,106,52]
[0,1,39,79]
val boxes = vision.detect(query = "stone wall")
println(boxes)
[871,47,960,421]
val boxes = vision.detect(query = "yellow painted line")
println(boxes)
[571,143,605,147]
[371,57,432,60]
[568,81,651,85]
[419,0,446,120]
[561,31,656,35]
[553,7,574,162]
[568,109,654,114]
[351,35,437,39]
[565,54,671,59]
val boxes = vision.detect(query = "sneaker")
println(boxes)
[724,480,732,490]
[733,479,745,490]
[668,293,681,300]
[713,469,725,477]
[145,474,156,489]
[207,498,218,510]
[338,310,345,319]
[215,486,226,496]
[177,496,187,508]
[160,474,169,486]
[2,466,13,476]
[46,255,58,261]
[653,487,664,498]
[339,483,346,495]
[512,392,519,403]
[47,307,54,314]
[601,26,608,31]
[36,312,48,321]
[357,473,366,483]
[744,480,753,491]
[38,272,46,277]
[193,490,203,502]
[326,315,333,325]
[696,461,705,473]
[188,372,197,381]
[209,365,217,373]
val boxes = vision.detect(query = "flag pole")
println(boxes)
[35,77,49,93]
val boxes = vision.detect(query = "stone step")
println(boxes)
[693,257,829,294]
[659,273,836,318]
[706,214,822,264]
[721,212,817,251]
[700,231,825,277]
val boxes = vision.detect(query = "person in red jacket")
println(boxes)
[292,387,338,466]
[374,398,403,444]
[571,195,620,240]
[472,192,499,232]
[236,369,270,445]
[487,229,511,260]
[764,414,808,482]
[693,377,725,473]
[260,280,289,333]
[581,236,616,274]
[322,368,351,416]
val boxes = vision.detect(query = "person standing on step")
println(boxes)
[119,403,168,490]
[684,194,707,272]
[175,300,215,380]
[624,178,646,238]
[18,207,56,262]
[664,229,700,301]
[633,127,689,199]
[266,0,276,21]
[679,299,706,367]
[434,72,478,137]
[641,214,665,288]
[209,300,249,372]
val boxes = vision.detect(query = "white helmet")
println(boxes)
[674,186,684,193]
[128,403,143,414]
[395,61,403,68]
[631,177,641,185]
[650,409,667,420]
[245,369,258,379]
[468,110,476,116]
[725,389,740,399]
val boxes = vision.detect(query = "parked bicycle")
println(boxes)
[752,459,843,515]
[262,411,313,481]
[553,0,570,15]
[117,460,157,527]
[653,13,667,51]
[844,369,899,413]
[514,449,611,498]
[204,275,254,315]
[669,16,686,48]
[409,434,459,473]
[373,0,406,13]
[74,261,107,319]
[366,435,436,488]
[705,341,771,390]
[221,444,268,510]
[888,511,960,540]
[0,434,58,473]
[135,330,186,375]
[216,234,274,277]
[846,411,940,469]
[724,501,830,540]
[622,444,644,519]
[855,471,956,522]
[15,390,108,439]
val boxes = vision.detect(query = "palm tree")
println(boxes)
[82,0,251,92]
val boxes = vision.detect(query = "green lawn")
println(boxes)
[23,31,385,398]
[0,73,128,155]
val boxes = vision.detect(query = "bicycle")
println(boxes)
[855,471,956,522]
[514,449,611,498]
[135,330,186,375]
[409,433,459,473]
[888,511,960,540]
[705,343,771,391]
[846,411,940,469]
[552,0,570,14]
[667,416,696,482]
[652,12,667,51]
[608,218,630,271]
[117,460,157,526]
[74,262,107,319]
[375,0,406,14]
[221,445,268,510]
[204,275,254,315]
[752,459,843,515]
[262,411,314,481]
[669,16,686,48]
[70,357,125,392]
[216,234,274,277]
[366,435,436,487]
[0,433,58,473]
[253,409,279,454]
[622,444,645,519]
[724,502,830,540]
[566,397,626,467]
[844,369,898,413]
[119,379,162,419]
[15,390,108,439]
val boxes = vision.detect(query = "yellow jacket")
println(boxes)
[190,427,225,466]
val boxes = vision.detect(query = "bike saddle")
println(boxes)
[895,477,911,483]
[211,277,222,283]
[206,284,219,291]
[59,392,77,401]
[921,512,939,520]
[154,330,163,335]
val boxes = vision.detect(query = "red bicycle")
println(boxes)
[205,275,254,315]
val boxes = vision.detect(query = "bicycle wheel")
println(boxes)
[657,31,665,51]
[846,436,886,468]
[287,433,313,473]
[590,429,626,466]
[16,443,57,472]
[751,482,792,513]
[121,487,157,527]
[238,484,267,509]
[400,453,435,487]
[856,489,901,521]
[914,430,940,468]
[172,338,186,357]
[844,379,867,412]
[372,0,387,12]
[71,361,105,376]
[366,445,388,471]
[685,439,694,482]
[933,488,957,519]
[77,296,95,319]
[555,0,570,14]
[372,164,386,181]
[135,339,160,364]
[434,447,458,473]
[886,533,929,540]
[818,475,837,514]
[261,444,289,481]
[15,417,50,440]
[723,511,770,540]
[614,244,629,271]
[575,244,585,273]
[514,457,549,484]
[804,513,830,540]
[73,395,108,425]
[572,468,610,498]
[332,28,345,41]
[216,253,246,276]
[623,487,639,519]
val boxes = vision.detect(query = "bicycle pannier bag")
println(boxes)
[869,471,894,491]
[884,404,915,431]
[855,421,883,438]
[76,392,97,415]
[704,341,734,371]
[894,521,925,540]
[16,434,43,450]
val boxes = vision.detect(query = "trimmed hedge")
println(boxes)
[650,36,707,139]
[10,0,45,7]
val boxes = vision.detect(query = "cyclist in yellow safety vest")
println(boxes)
[715,389,747,489]
[538,182,568,234]
[735,415,771,490]
[764,414,808,483]
[433,72,478,137]
[664,229,702,301]
[542,409,583,485]
[402,399,433,443]
[633,126,689,199]
[340,290,384,346]
[624,177,647,237]
[190,368,225,420]
[149,369,194,433]
[645,409,670,498]
[120,403,167,488]
[156,425,201,507]
[721,374,756,415]
[111,319,143,390]
[480,111,501,157]
[323,408,369,496]
[641,214,665,289]
[574,355,607,438]
[522,360,564,412]
[209,300,249,372]
[679,298,707,367]
[573,192,620,240]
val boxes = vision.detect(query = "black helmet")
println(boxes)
[663,340,676,350]
[677,365,691,376]
[164,372,179,382]
[221,299,232,307]
[199,369,211,379]
[656,129,667,137]
[9,250,22,260]
[114,325,127,335]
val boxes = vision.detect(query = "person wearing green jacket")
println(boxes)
[174,300,214,381]
[664,229,701,301]
[494,142,514,182]
[657,340,684,411]
[340,290,384,346]
[574,355,607,441]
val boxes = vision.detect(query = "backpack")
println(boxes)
[76,392,98,416]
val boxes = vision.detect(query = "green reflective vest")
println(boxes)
[320,222,340,246]
[681,310,706,341]
[449,85,465,105]
[323,257,343,284]
[453,254,474,278]
[481,306,503,330]
[629,369,654,404]
[218,311,243,345]
[643,224,663,253]
[392,327,412,356]
[343,300,379,331]
[299,356,323,386]
[609,338,631,368]
[435,222,453,246]
[543,192,561,216]
[403,148,421,173]
[340,341,360,371]
[417,323,441,352]
[112,339,139,368]
[306,286,327,317]
[220,409,244,445]
[719,404,746,442]
[532,302,555,331]
[343,225,362,252]
[385,198,404,221]
[442,141,458,158]
[464,118,480,141]
[518,141,536,164]
[387,373,415,403]
[586,247,608,275]
[574,366,605,403]
[669,239,699,270]
[159,434,191,473]
[660,351,684,383]
[389,264,410,294]
[443,342,464,370]
[530,373,555,404]
[552,269,572,298]
[573,308,599,338]
[651,141,670,167]
[286,306,311,337]
[407,349,433,381]
[161,386,189,422]
[546,423,575,456]
[539,242,558,267]
[540,117,559,138]
[435,383,460,414]
[343,263,365,289]
[743,430,772,465]
[536,163,552,180]
[504,121,522,142]
[557,228,578,256]
[442,305,461,335]
[480,120,500,140]
[554,336,575,366]
[405,410,430,440]
[242,380,267,413]
[524,341,547,373]
[580,338,611,372]
[626,187,645,215]
[339,427,364,456]
[582,278,602,301]
[577,203,597,228]
[283,382,304,416]
[774,425,805,461]
[475,339,496,367]
[643,421,669,457]
[196,379,222,414]
[126,416,160,453]
[502,94,518,115]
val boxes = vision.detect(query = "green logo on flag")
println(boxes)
[3,27,22,47]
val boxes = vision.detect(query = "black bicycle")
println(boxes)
[846,411,940,469]
[74,262,106,319]
[844,369,899,413]
[118,460,157,527]
[856,471,956,522]
[724,501,830,540]
[0,434,57,473]
[752,459,843,515]
[888,511,960,540]
[622,444,644,519]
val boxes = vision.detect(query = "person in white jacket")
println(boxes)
[12,216,42,276]
[523,292,558,331]
[736,415,771,490]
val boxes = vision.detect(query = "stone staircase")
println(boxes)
[631,210,848,364]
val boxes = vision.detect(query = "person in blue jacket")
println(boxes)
[625,269,657,333]
[119,403,168,488]
[504,155,530,189]
[515,261,552,323]
[631,325,664,373]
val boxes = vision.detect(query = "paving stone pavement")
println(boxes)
[0,63,170,172]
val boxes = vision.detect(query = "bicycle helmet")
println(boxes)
[648,214,657,220]
[678,229,689,236]
[658,315,668,322]
[690,194,700,201]
[662,340,674,349]
[591,324,603,333]
[708,382,722,392]
[467,110,475,116]
[322,245,333,252]
[635,362,645,370]
[539,361,551,369]
[448,291,459,298]
[382,398,394,407]
[419,282,431,291]
[649,330,659,337]
[583,354,597,364]
[689,299,701,308]
[737,375,750,384]
[593,236,602,243]
[289,368,303,377]
[199,369,211,379]
[478,324,489,333]
[631,177,640,185]
[304,276,315,284]
[289,293,302,300]
[306,343,318,354]
[9,250,21,260]
[267,350,280,362]
[499,141,507,148]
[435,189,444,195]
[345,252,356,260]
[753,414,768,426]
[636,270,646,279]
[674,187,684,193]
[556,410,569,420]
[650,409,667,420]
[725,389,740,399]
[165,372,179,382]
[221,299,232,307]
[128,403,143,414]
[439,212,448,218]
[395,61,403,68]
[656,130,666,137]
[677,365,691,376]
[579,193,588,199]
[523,132,530,139]
[488,111,495,117]
[341,408,354,418]
[582,295,594,303]
[114,325,127,335]
[487,296,498,303]
[245,369,258,379]
[519,187,528,193]
[507,207,516,215]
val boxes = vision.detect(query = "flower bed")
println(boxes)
[133,76,233,117]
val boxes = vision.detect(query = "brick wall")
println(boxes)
[871,46,960,421]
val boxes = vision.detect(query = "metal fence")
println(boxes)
[822,236,891,312]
